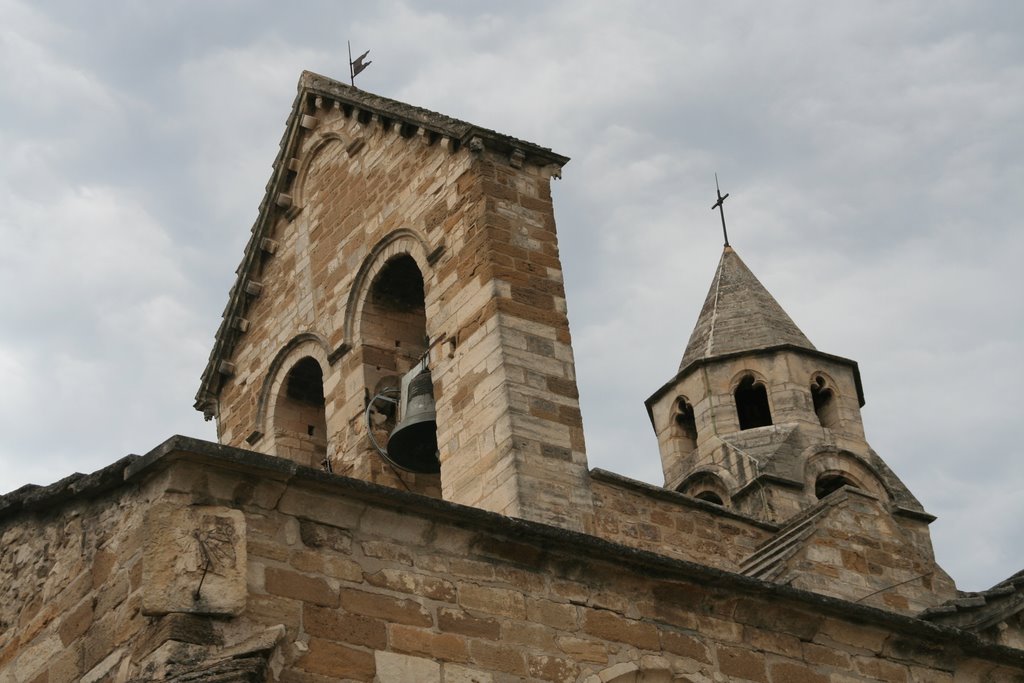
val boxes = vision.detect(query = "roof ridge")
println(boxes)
[703,250,726,358]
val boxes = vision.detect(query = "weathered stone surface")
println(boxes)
[374,650,440,683]
[142,503,247,616]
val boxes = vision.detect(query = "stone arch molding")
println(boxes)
[803,447,891,502]
[290,131,347,213]
[342,228,435,349]
[810,370,840,395]
[728,367,770,392]
[679,466,738,497]
[255,333,332,447]
[581,659,679,683]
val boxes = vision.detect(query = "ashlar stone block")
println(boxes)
[142,503,247,617]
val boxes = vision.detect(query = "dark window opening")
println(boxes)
[695,491,724,505]
[361,255,429,373]
[371,255,427,314]
[815,473,858,499]
[735,375,772,430]
[811,376,840,429]
[676,472,730,507]
[286,357,325,405]
[274,357,327,467]
[359,253,439,489]
[674,398,698,454]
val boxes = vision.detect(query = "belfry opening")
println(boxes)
[735,374,772,430]
[359,253,439,482]
[273,356,327,467]
[361,254,428,380]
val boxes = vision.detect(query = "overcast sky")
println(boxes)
[2,1,1021,591]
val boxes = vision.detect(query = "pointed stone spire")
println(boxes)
[679,246,815,372]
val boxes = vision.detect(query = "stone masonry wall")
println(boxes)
[0,463,150,683]
[213,89,592,531]
[589,472,774,571]
[5,442,1020,682]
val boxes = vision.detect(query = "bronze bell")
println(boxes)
[387,369,440,473]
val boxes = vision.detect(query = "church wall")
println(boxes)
[780,489,958,615]
[5,442,1021,682]
[588,472,774,571]
[0,462,152,683]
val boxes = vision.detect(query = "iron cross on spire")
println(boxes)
[712,173,730,247]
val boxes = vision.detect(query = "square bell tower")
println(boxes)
[195,72,593,532]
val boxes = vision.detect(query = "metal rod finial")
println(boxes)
[711,173,731,247]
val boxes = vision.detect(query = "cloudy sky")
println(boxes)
[2,1,1021,591]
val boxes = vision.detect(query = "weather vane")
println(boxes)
[348,41,372,87]
[712,173,730,247]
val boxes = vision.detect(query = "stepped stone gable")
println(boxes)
[1,72,1023,681]
[739,487,957,615]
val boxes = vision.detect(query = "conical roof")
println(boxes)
[679,246,815,372]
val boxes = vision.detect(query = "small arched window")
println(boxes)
[673,397,698,455]
[735,374,772,430]
[815,472,859,499]
[274,356,327,466]
[360,253,429,401]
[677,471,730,507]
[811,375,840,429]
[694,490,725,505]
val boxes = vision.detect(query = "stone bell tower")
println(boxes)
[646,245,931,526]
[644,243,962,610]
[195,72,592,532]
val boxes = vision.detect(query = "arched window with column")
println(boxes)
[810,374,840,430]
[672,396,698,458]
[735,373,772,430]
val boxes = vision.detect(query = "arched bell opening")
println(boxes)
[735,373,772,430]
[811,374,840,430]
[273,356,327,467]
[359,253,439,480]
[672,396,698,458]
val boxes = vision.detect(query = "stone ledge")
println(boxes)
[0,453,138,519]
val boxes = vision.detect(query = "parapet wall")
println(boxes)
[1,437,1021,682]
[589,469,775,570]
